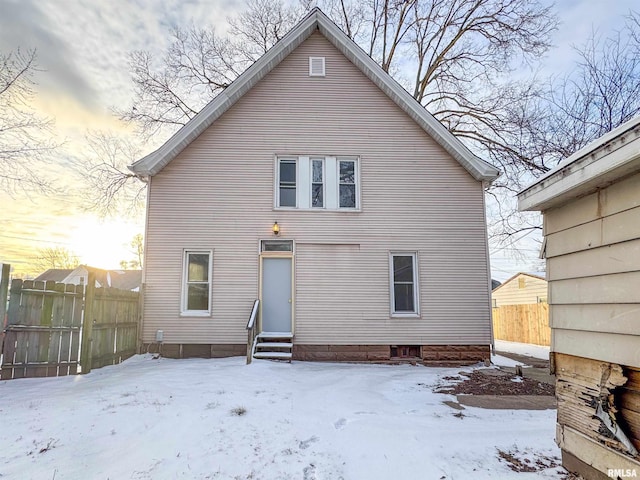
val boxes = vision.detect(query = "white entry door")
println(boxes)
[261,257,292,333]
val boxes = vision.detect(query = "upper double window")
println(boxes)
[276,156,359,210]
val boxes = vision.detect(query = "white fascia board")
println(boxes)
[129,15,319,176]
[518,134,640,212]
[129,8,500,182]
[315,12,499,183]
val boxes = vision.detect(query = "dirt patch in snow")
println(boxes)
[496,448,559,473]
[435,369,555,396]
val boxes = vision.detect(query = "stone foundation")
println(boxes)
[293,344,389,362]
[421,345,491,366]
[142,343,245,359]
[141,343,490,365]
[294,344,490,366]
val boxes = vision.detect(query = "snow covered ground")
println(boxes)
[0,355,564,479]
[495,340,551,360]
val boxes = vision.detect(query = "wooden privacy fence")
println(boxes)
[1,271,140,380]
[492,303,550,346]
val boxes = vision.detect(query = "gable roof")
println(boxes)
[492,272,546,293]
[519,115,640,211]
[129,7,499,182]
[109,270,142,291]
[34,269,74,282]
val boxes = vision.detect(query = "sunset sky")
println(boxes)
[0,0,637,279]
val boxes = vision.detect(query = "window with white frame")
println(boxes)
[276,156,359,210]
[278,159,297,207]
[311,158,324,208]
[339,159,356,208]
[182,250,212,315]
[390,253,419,315]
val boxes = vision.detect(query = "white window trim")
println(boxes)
[309,57,326,77]
[181,249,213,316]
[274,155,360,212]
[276,157,298,209]
[337,157,360,210]
[389,252,420,317]
[259,239,295,253]
[310,157,325,209]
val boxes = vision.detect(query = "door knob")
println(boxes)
[288,299,292,303]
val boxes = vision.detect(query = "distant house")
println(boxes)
[491,272,547,308]
[33,269,74,283]
[128,8,500,364]
[34,266,141,292]
[519,117,640,477]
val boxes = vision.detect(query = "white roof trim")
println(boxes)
[518,116,640,211]
[129,8,499,182]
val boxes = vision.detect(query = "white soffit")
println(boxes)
[129,8,500,183]
[518,116,640,212]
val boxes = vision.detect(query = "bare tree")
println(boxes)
[120,0,557,180]
[0,48,57,194]
[105,1,638,266]
[542,13,640,163]
[120,0,304,139]
[120,233,144,269]
[74,131,146,217]
[490,11,640,247]
[33,247,80,272]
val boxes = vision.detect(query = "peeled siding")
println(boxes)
[545,171,640,366]
[491,274,547,307]
[143,31,491,345]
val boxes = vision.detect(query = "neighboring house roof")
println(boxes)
[34,269,74,282]
[109,270,142,291]
[492,272,546,293]
[129,7,500,183]
[81,266,142,290]
[519,116,640,211]
[491,279,502,290]
[34,266,141,291]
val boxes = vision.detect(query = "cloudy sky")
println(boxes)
[0,0,638,278]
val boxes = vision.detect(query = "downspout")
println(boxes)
[481,182,495,356]
[138,175,151,353]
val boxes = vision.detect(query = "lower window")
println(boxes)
[390,252,419,316]
[182,250,212,315]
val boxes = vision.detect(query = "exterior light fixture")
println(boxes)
[272,221,280,236]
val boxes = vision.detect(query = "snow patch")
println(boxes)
[0,355,564,479]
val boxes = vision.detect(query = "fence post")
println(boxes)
[0,264,10,356]
[80,272,96,374]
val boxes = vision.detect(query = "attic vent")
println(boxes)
[309,57,325,77]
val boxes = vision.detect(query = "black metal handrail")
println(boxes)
[246,299,259,364]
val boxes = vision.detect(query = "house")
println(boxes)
[34,266,141,292]
[33,269,74,283]
[491,272,547,307]
[129,8,500,364]
[490,272,550,346]
[518,117,640,477]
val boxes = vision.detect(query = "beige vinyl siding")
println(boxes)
[544,171,640,366]
[491,274,547,307]
[142,31,491,345]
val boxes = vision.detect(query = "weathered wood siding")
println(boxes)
[545,171,640,366]
[491,273,547,306]
[142,31,491,345]
[555,353,640,465]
